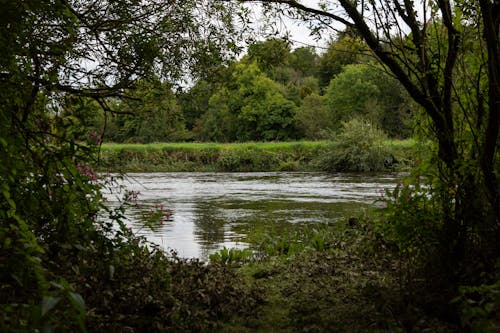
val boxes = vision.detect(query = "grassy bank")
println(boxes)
[97,140,416,172]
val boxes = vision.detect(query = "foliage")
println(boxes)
[288,46,319,78]
[454,276,500,333]
[324,63,413,136]
[106,79,191,143]
[316,32,370,88]
[195,62,298,141]
[97,140,415,173]
[178,79,220,131]
[241,2,500,326]
[79,244,262,332]
[294,93,333,139]
[221,217,458,332]
[379,180,442,255]
[100,141,316,172]
[0,0,246,331]
[89,32,416,142]
[317,118,395,172]
[247,38,292,76]
[209,247,255,266]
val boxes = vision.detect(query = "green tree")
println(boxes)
[196,62,298,141]
[193,87,238,142]
[247,38,292,75]
[61,96,106,141]
[233,62,298,141]
[241,0,500,320]
[289,46,319,78]
[178,80,217,131]
[178,64,235,132]
[0,0,242,330]
[108,79,190,143]
[317,32,369,88]
[294,93,331,139]
[324,63,412,137]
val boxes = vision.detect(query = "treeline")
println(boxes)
[65,32,415,143]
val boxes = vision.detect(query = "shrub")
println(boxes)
[454,275,500,333]
[317,117,395,172]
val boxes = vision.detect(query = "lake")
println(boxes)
[104,172,400,260]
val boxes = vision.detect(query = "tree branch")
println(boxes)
[237,0,354,28]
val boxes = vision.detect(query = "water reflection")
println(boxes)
[103,172,399,260]
[192,201,231,259]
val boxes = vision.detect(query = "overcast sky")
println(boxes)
[247,0,343,51]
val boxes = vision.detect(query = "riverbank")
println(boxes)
[211,219,457,332]
[97,140,417,172]
[79,217,457,332]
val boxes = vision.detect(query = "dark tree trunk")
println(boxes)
[480,0,500,221]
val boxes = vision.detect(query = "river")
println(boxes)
[103,172,400,260]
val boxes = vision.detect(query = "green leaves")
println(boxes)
[201,62,298,141]
[41,296,62,317]
[324,63,412,136]
[318,117,393,172]
[67,292,86,316]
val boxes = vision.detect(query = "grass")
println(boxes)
[99,141,330,157]
[97,140,416,173]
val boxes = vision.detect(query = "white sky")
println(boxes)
[247,0,335,51]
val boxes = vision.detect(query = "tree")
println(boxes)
[294,93,332,139]
[0,0,242,329]
[288,46,319,77]
[196,62,298,141]
[178,80,219,131]
[324,63,413,137]
[61,96,106,141]
[247,38,292,74]
[240,0,499,310]
[316,32,369,88]
[194,86,238,141]
[108,79,190,143]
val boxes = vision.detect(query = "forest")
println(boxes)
[1,0,499,332]
[67,34,415,144]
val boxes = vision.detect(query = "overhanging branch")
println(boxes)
[237,0,354,28]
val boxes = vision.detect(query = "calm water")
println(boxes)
[104,172,400,260]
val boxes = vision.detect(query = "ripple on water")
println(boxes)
[102,172,400,260]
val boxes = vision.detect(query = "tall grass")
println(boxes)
[97,140,415,172]
[101,141,330,152]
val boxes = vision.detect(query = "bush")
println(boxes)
[454,275,500,333]
[317,118,395,172]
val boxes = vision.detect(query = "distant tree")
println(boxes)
[61,96,105,141]
[193,87,237,142]
[178,62,236,132]
[294,93,331,139]
[196,62,297,141]
[324,63,413,137]
[109,79,190,143]
[317,33,369,88]
[247,38,292,74]
[289,46,318,77]
[178,80,218,131]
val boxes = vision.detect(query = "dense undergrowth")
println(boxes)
[210,218,460,333]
